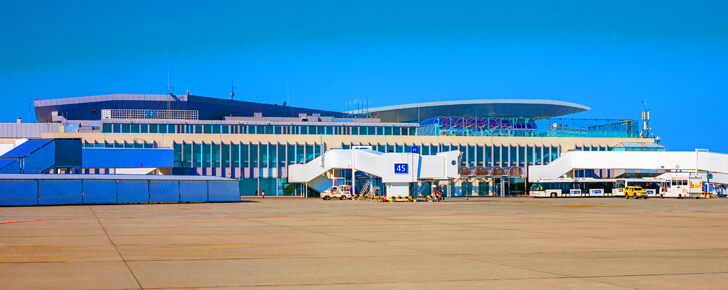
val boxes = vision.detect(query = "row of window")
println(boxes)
[81,140,565,169]
[102,123,417,136]
[166,142,564,169]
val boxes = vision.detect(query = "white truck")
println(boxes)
[320,185,352,200]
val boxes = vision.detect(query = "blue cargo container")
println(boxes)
[208,180,240,202]
[83,180,118,204]
[180,181,207,202]
[149,180,180,203]
[117,180,149,203]
[0,180,38,206]
[39,179,83,205]
[0,175,238,206]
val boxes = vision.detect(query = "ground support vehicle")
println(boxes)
[321,185,353,200]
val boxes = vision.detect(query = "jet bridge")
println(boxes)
[528,150,728,185]
[288,148,461,198]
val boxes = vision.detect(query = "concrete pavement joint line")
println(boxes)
[135,276,640,289]
[89,206,143,290]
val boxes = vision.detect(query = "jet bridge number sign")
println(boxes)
[394,163,409,174]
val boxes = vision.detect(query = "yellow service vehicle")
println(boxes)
[625,186,648,199]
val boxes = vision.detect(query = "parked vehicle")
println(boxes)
[321,185,352,200]
[625,186,648,199]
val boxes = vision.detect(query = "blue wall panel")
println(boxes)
[0,180,38,206]
[23,142,55,174]
[208,181,240,202]
[149,180,179,203]
[118,180,149,203]
[39,180,82,205]
[0,159,20,174]
[83,180,117,204]
[180,181,207,202]
[82,148,174,168]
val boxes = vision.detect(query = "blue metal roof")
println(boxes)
[0,159,15,170]
[0,139,53,159]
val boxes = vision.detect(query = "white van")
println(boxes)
[321,185,352,200]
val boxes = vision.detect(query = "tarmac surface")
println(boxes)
[1,197,728,289]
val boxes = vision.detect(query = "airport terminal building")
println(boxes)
[5,93,660,197]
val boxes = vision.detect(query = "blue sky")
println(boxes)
[1,0,726,152]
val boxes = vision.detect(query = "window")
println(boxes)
[305,144,314,162]
[173,143,183,167]
[213,143,222,167]
[422,145,430,155]
[509,146,517,167]
[260,144,268,168]
[241,143,249,167]
[192,143,202,167]
[368,126,375,135]
[231,143,239,168]
[149,124,158,134]
[376,127,384,135]
[296,144,305,163]
[222,125,229,134]
[287,144,295,165]
[519,146,526,167]
[102,123,112,133]
[494,146,501,166]
[468,146,476,167]
[476,146,484,166]
[385,127,393,135]
[269,144,277,168]
[203,143,212,168]
[182,143,192,167]
[278,144,286,167]
[395,144,403,153]
[250,144,259,167]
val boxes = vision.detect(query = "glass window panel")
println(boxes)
[519,146,526,167]
[278,144,286,167]
[287,144,295,165]
[213,143,222,167]
[430,145,438,154]
[305,144,314,162]
[314,144,321,158]
[494,146,501,166]
[203,143,212,168]
[149,124,158,133]
[192,143,202,167]
[386,145,394,153]
[376,127,384,135]
[260,144,268,168]
[182,143,192,167]
[250,144,259,167]
[222,125,229,134]
[393,127,401,135]
[140,124,148,133]
[241,143,249,167]
[476,146,484,166]
[296,144,305,163]
[270,144,277,168]
[120,124,129,133]
[102,123,112,133]
[231,143,239,167]
[385,127,393,135]
[422,145,430,155]
[367,126,375,135]
[510,146,517,166]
